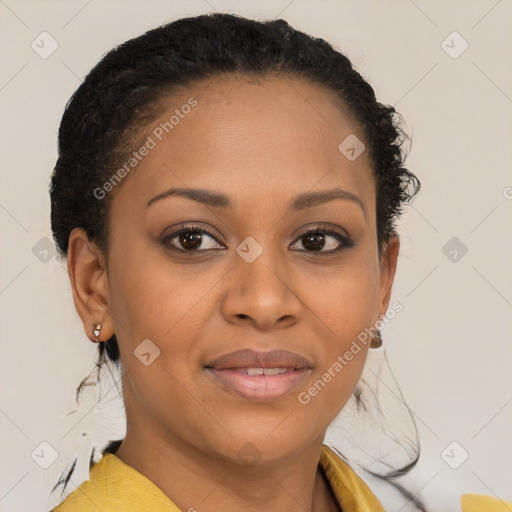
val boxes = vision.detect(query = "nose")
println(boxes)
[220,247,303,330]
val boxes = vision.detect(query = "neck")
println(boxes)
[114,424,339,512]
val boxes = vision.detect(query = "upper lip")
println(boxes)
[206,349,313,370]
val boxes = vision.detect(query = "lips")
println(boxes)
[204,349,313,402]
[206,348,313,371]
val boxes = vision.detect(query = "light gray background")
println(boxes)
[1,1,511,511]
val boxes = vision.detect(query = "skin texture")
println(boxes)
[67,75,399,512]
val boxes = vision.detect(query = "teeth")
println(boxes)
[263,368,288,375]
[246,367,288,376]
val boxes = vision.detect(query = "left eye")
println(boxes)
[290,228,352,253]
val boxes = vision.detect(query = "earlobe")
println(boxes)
[67,228,114,343]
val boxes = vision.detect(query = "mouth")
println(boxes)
[204,349,313,402]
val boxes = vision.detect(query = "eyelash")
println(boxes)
[162,223,354,255]
[293,224,355,254]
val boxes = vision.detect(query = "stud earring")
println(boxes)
[93,324,102,339]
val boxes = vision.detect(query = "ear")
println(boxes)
[377,234,400,317]
[67,228,114,343]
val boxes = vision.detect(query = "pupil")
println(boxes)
[180,231,202,250]
[303,233,325,251]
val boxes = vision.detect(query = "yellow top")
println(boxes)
[461,494,512,512]
[52,445,511,511]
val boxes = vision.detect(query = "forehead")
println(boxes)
[113,74,375,214]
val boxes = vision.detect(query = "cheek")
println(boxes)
[107,237,221,349]
[300,351,368,430]
[305,253,380,347]
[299,256,378,410]
[106,244,218,433]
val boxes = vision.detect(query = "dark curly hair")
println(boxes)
[49,12,425,510]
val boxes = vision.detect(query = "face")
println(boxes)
[77,75,398,465]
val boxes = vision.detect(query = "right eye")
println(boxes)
[162,224,226,252]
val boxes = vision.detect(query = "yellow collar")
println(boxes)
[319,445,385,511]
[55,444,511,511]
[53,444,384,511]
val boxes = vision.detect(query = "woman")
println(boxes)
[49,13,508,512]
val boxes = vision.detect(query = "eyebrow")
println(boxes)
[146,186,366,218]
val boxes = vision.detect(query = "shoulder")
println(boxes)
[320,445,385,511]
[461,494,512,512]
[52,453,181,512]
[321,445,512,512]
[52,456,110,511]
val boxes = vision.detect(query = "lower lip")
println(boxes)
[205,368,311,402]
